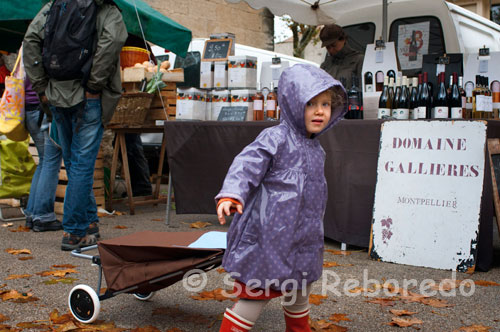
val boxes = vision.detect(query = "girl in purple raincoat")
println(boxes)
[216,64,347,332]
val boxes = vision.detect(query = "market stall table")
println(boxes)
[107,125,167,214]
[164,120,499,271]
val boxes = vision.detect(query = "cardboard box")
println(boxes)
[214,62,228,89]
[176,88,207,120]
[211,89,231,121]
[200,61,214,89]
[228,56,257,89]
[230,89,256,121]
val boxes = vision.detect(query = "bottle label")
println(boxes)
[417,106,427,119]
[433,106,449,118]
[450,107,462,119]
[461,96,466,109]
[365,85,373,93]
[266,100,276,110]
[466,102,473,109]
[475,95,487,112]
[484,96,493,112]
[253,100,263,110]
[410,108,418,119]
[378,108,390,119]
[493,102,500,109]
[395,108,409,120]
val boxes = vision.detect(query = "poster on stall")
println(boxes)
[397,22,430,70]
[369,121,486,272]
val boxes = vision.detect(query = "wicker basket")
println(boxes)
[120,46,150,68]
[109,92,154,126]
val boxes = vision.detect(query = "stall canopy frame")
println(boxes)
[0,0,192,57]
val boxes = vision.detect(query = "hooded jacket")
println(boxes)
[23,0,128,124]
[216,64,347,290]
[320,43,364,90]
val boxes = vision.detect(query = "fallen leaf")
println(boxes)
[5,274,31,280]
[431,310,448,317]
[37,269,78,278]
[18,256,33,261]
[310,318,348,332]
[52,264,77,269]
[115,211,125,216]
[0,315,8,323]
[325,249,351,256]
[399,290,429,303]
[0,290,38,303]
[453,324,492,332]
[429,279,463,291]
[16,322,49,329]
[419,298,454,308]
[474,280,500,287]
[189,221,211,229]
[166,329,183,332]
[365,297,396,307]
[309,294,328,305]
[43,278,78,285]
[348,286,376,294]
[329,313,351,323]
[8,226,30,233]
[390,309,417,316]
[1,223,13,227]
[387,317,423,327]
[216,268,226,274]
[130,326,162,332]
[4,248,31,255]
[54,320,79,332]
[114,225,128,229]
[151,218,163,222]
[190,288,236,302]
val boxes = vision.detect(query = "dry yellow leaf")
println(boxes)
[5,274,31,280]
[474,280,500,287]
[387,317,423,327]
[329,313,351,323]
[309,294,328,305]
[37,269,78,278]
[453,324,492,332]
[390,309,417,316]
[4,248,32,255]
[8,226,30,233]
[190,221,212,229]
[365,297,396,307]
[52,264,77,269]
[0,314,8,323]
[18,256,33,261]
[114,225,128,229]
[325,249,351,256]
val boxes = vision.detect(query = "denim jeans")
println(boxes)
[25,105,62,223]
[51,99,103,237]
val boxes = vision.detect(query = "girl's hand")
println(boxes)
[217,200,243,225]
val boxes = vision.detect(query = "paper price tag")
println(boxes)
[436,64,446,76]
[375,50,384,63]
[479,60,488,73]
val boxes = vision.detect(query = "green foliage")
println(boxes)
[282,17,320,59]
[146,63,167,94]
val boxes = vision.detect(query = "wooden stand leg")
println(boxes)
[118,133,135,215]
[107,132,121,212]
[153,133,167,200]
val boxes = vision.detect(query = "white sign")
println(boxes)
[397,22,430,70]
[370,121,487,271]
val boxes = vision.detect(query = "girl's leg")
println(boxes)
[219,299,270,332]
[281,284,312,332]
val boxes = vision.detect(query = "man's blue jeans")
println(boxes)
[25,106,62,223]
[51,99,102,237]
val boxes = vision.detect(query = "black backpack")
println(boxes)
[42,0,98,84]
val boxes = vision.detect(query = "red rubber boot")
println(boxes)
[283,307,311,332]
[219,308,254,332]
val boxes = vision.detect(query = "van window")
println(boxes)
[342,23,376,53]
[389,16,445,76]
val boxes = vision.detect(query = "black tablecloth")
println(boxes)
[165,120,500,271]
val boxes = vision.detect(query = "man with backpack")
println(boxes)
[23,0,127,250]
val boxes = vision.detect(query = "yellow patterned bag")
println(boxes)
[0,46,28,141]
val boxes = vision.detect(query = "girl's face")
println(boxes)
[304,90,332,137]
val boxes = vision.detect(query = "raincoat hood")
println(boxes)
[278,64,347,138]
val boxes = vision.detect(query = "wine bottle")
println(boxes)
[449,72,462,119]
[418,72,432,119]
[253,82,264,121]
[409,77,419,119]
[375,71,384,92]
[388,77,395,115]
[473,75,483,119]
[464,80,474,119]
[378,76,391,119]
[387,70,396,82]
[483,76,492,119]
[347,73,363,119]
[266,81,277,119]
[459,76,466,118]
[408,31,418,62]
[364,71,374,93]
[392,76,402,118]
[396,76,410,119]
[434,72,449,119]
[492,80,500,119]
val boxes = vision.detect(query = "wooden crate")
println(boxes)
[145,83,177,124]
[29,140,105,215]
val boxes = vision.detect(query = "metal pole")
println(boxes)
[382,0,388,42]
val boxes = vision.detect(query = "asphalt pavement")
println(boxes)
[1,201,500,332]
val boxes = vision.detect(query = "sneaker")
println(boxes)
[33,220,63,232]
[25,216,33,229]
[61,232,97,251]
[87,222,100,239]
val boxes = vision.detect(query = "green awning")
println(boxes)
[0,0,192,56]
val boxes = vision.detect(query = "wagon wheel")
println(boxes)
[68,285,101,323]
[133,292,155,301]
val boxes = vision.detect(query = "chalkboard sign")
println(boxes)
[202,39,232,61]
[487,138,500,237]
[217,106,248,121]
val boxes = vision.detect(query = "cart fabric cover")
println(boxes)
[0,0,191,56]
[97,231,224,293]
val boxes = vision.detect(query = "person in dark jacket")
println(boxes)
[23,0,127,250]
[320,24,364,90]
[215,64,347,332]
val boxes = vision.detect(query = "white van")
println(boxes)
[151,38,318,90]
[331,0,500,75]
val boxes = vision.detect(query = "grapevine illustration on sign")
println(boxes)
[397,22,430,70]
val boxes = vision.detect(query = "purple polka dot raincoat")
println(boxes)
[216,64,347,291]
